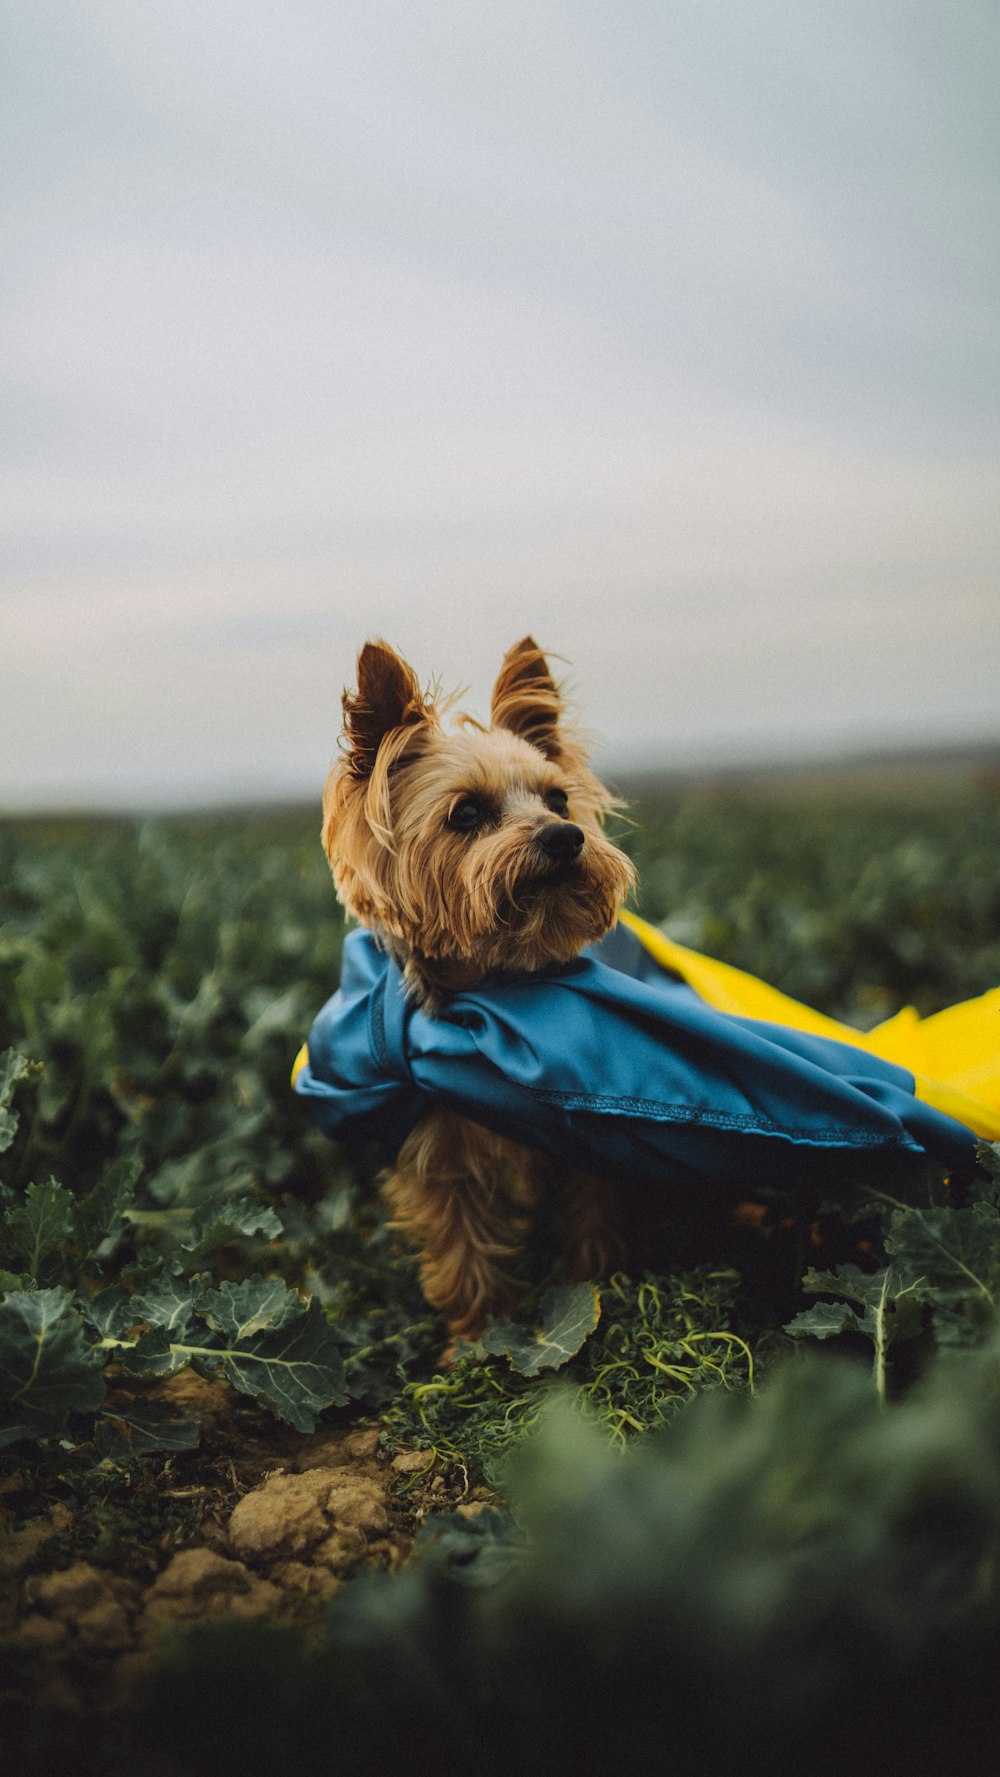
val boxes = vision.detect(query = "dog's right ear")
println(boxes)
[490,636,562,760]
[341,641,428,778]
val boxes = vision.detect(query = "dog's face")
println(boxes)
[323,637,635,1001]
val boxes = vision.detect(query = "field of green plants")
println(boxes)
[3,788,1000,1775]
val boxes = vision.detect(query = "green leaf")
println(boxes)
[4,1177,76,1281]
[884,1202,1000,1310]
[785,1302,865,1341]
[114,1277,347,1428]
[799,1262,888,1307]
[79,1284,140,1345]
[130,1271,196,1338]
[200,1297,348,1431]
[95,1399,200,1457]
[179,1198,283,1262]
[411,1507,525,1587]
[0,1287,106,1443]
[120,1273,198,1377]
[787,1261,926,1398]
[0,1050,33,1155]
[198,1275,307,1343]
[794,1195,1000,1371]
[78,1155,142,1248]
[482,1283,602,1376]
[0,1269,32,1293]
[122,1325,189,1379]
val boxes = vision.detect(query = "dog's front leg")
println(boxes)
[558,1171,626,1284]
[382,1108,524,1340]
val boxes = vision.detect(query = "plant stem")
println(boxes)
[872,1268,891,1404]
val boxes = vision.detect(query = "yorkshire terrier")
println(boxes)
[322,637,636,1338]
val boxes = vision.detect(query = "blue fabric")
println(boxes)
[294,926,977,1186]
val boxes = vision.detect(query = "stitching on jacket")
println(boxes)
[524,1087,909,1146]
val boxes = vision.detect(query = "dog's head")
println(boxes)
[322,637,635,1002]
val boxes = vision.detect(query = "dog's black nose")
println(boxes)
[536,821,584,862]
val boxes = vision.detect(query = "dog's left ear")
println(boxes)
[342,640,428,779]
[490,636,562,760]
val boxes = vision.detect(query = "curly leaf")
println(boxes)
[799,1263,892,1309]
[179,1199,283,1263]
[483,1283,602,1376]
[884,1202,1000,1310]
[0,1050,33,1155]
[4,1178,76,1281]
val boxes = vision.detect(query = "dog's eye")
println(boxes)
[544,788,570,818]
[447,796,486,833]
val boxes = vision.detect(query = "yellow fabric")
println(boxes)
[619,909,1000,1142]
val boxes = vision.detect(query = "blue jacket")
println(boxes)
[293,923,978,1186]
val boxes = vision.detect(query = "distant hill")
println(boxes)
[612,740,1000,803]
[4,742,999,825]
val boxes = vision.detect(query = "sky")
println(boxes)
[2,0,998,810]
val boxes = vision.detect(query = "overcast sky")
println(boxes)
[3,1,998,809]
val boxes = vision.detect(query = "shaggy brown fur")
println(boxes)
[322,637,636,1337]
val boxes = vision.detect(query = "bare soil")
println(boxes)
[0,1372,488,1728]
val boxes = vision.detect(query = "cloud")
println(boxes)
[1,2,997,806]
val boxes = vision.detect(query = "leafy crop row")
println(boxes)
[3,799,1000,1462]
[3,795,1000,1772]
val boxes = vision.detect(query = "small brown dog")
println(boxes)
[322,637,636,1338]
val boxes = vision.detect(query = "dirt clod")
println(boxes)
[25,1560,112,1615]
[391,1448,435,1475]
[228,1467,340,1558]
[0,1504,73,1579]
[227,1466,391,1562]
[269,1558,342,1599]
[16,1611,69,1648]
[142,1549,281,1633]
[324,1476,391,1536]
[145,1547,253,1601]
[297,1425,382,1469]
[75,1597,134,1653]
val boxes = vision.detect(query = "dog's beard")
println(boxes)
[380,832,634,999]
[492,860,613,964]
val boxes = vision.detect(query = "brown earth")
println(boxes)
[0,1370,490,1725]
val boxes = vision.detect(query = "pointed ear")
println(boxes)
[490,636,563,760]
[341,641,428,777]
